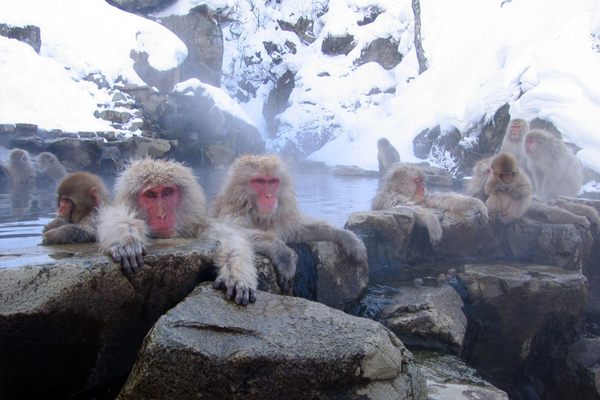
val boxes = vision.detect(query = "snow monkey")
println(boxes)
[6,148,36,184]
[42,172,109,245]
[371,163,488,244]
[211,154,368,290]
[484,153,532,220]
[97,158,258,305]
[525,129,583,199]
[467,156,493,202]
[499,118,530,167]
[36,151,67,184]
[377,137,401,175]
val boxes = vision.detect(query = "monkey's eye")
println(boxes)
[143,190,158,199]
[251,178,267,185]
[267,178,280,185]
[162,187,175,197]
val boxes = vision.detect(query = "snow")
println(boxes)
[1,0,600,177]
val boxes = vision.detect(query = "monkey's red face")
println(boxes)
[57,197,74,220]
[510,123,523,141]
[414,176,425,200]
[250,176,280,215]
[525,137,537,154]
[138,184,180,238]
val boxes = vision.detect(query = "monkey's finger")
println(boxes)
[121,255,134,274]
[135,252,145,269]
[249,289,257,303]
[226,284,235,300]
[111,249,123,264]
[235,285,249,305]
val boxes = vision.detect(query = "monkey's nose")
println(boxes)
[265,193,273,199]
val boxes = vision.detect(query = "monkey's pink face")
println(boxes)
[510,123,524,141]
[497,172,516,184]
[250,176,280,215]
[525,137,537,154]
[57,197,74,220]
[138,184,180,238]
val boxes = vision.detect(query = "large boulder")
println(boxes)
[0,238,367,399]
[458,263,587,399]
[118,283,427,400]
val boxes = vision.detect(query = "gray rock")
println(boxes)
[458,263,587,397]
[107,0,176,13]
[416,351,509,400]
[322,34,356,56]
[359,285,467,354]
[0,237,367,398]
[355,37,403,70]
[118,282,427,400]
[0,23,41,53]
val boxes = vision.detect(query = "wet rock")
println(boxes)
[332,165,379,177]
[46,137,105,171]
[458,263,587,398]
[358,284,467,354]
[0,23,41,53]
[347,210,591,279]
[416,351,509,400]
[322,34,355,56]
[355,37,403,70]
[553,336,600,400]
[0,238,366,398]
[118,282,427,400]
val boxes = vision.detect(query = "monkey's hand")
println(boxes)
[109,242,146,274]
[573,215,592,229]
[337,230,368,264]
[42,217,69,233]
[271,242,298,293]
[213,276,257,306]
[415,208,443,245]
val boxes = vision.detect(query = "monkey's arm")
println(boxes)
[414,206,443,245]
[42,216,69,233]
[208,222,258,306]
[554,198,600,226]
[526,200,590,228]
[425,192,489,220]
[246,229,298,293]
[41,223,96,245]
[283,221,367,264]
[97,205,148,273]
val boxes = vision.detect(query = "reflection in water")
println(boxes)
[0,167,380,253]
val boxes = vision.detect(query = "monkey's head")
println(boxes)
[213,154,301,228]
[9,148,30,167]
[38,152,57,168]
[491,153,518,184]
[385,164,426,200]
[507,119,529,142]
[524,129,552,156]
[377,138,391,150]
[57,172,109,223]
[114,158,208,238]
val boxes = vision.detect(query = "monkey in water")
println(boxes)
[97,158,258,305]
[211,154,368,291]
[42,172,109,245]
[372,163,488,244]
[36,152,67,184]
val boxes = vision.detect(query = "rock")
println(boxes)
[129,136,172,158]
[263,70,295,134]
[46,137,105,171]
[0,238,367,398]
[551,336,600,400]
[358,284,467,354]
[355,37,403,70]
[118,282,427,400]
[107,0,177,13]
[0,23,41,53]
[346,210,592,280]
[416,351,509,400]
[332,165,379,177]
[458,263,587,398]
[322,34,355,56]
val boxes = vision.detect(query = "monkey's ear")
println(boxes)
[90,187,102,206]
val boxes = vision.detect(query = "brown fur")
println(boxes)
[36,152,67,183]
[499,118,530,167]
[467,156,492,202]
[7,148,35,184]
[42,172,109,245]
[484,153,532,219]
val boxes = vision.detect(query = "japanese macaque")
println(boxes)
[499,118,529,166]
[484,153,532,220]
[36,152,67,183]
[371,164,488,244]
[6,148,35,184]
[377,138,401,174]
[525,129,583,198]
[527,199,597,229]
[467,156,493,202]
[42,172,109,245]
[97,158,258,305]
[211,154,367,289]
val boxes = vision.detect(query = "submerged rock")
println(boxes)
[119,283,427,400]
